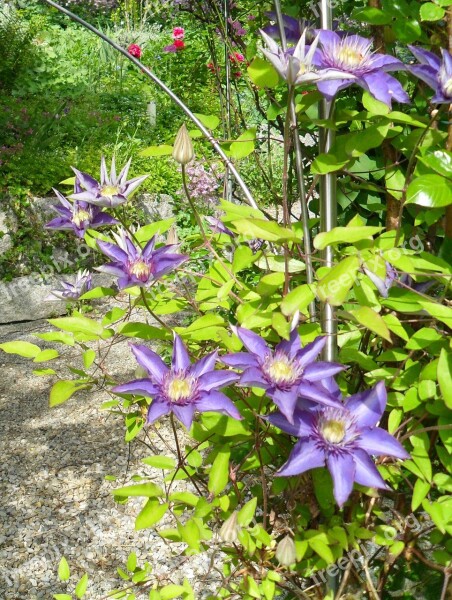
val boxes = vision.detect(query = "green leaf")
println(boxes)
[317,256,360,306]
[230,128,256,159]
[412,479,431,511]
[420,2,445,20]
[281,284,316,316]
[311,153,349,174]
[349,306,392,341]
[135,219,175,244]
[33,368,57,376]
[58,557,70,581]
[314,225,382,249]
[142,456,176,470]
[135,499,168,530]
[237,497,257,527]
[160,584,186,600]
[199,413,251,437]
[351,6,392,24]
[118,322,171,341]
[418,150,452,178]
[49,315,104,337]
[79,286,116,300]
[208,446,230,495]
[127,552,137,572]
[0,341,41,358]
[139,144,174,157]
[50,380,88,407]
[362,91,390,115]
[83,349,96,369]
[36,332,74,346]
[438,349,452,409]
[406,175,452,208]
[232,218,301,242]
[53,596,72,600]
[247,57,279,88]
[33,349,59,363]
[75,573,88,599]
[416,300,452,328]
[193,113,220,130]
[232,245,256,273]
[113,483,164,498]
[256,272,285,296]
[308,536,335,564]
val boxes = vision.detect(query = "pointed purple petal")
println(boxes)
[122,174,149,197]
[91,212,118,227]
[172,404,196,429]
[118,157,131,185]
[45,217,72,230]
[71,167,99,192]
[142,235,157,258]
[191,351,218,378]
[239,367,268,388]
[267,409,315,437]
[222,352,259,368]
[408,45,441,69]
[303,361,345,382]
[95,264,127,277]
[110,155,117,182]
[172,334,191,371]
[327,453,355,507]
[372,54,405,71]
[196,390,242,420]
[346,381,387,427]
[357,427,409,459]
[152,254,188,279]
[69,191,99,203]
[112,378,158,397]
[316,78,355,100]
[53,188,73,210]
[276,328,302,358]
[269,387,300,424]
[296,336,326,367]
[318,29,340,49]
[233,326,270,357]
[97,240,129,264]
[297,381,341,407]
[100,156,108,185]
[360,72,410,105]
[277,438,325,476]
[131,344,168,383]
[198,370,239,392]
[353,449,390,490]
[147,400,170,424]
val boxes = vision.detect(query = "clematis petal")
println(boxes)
[269,387,300,424]
[122,174,149,198]
[360,71,410,105]
[91,212,118,226]
[198,370,239,392]
[142,235,157,258]
[297,381,341,407]
[147,400,170,424]
[112,378,158,398]
[276,328,302,358]
[100,156,108,185]
[118,157,131,185]
[233,325,269,357]
[346,381,386,428]
[45,217,72,230]
[277,438,325,476]
[302,361,345,381]
[222,352,260,369]
[296,336,326,367]
[357,427,409,459]
[353,449,390,490]
[196,390,242,420]
[172,334,191,371]
[96,240,129,264]
[71,167,99,192]
[267,409,315,437]
[372,53,406,71]
[172,403,196,429]
[408,45,441,69]
[327,453,356,507]
[191,351,218,378]
[53,188,73,210]
[95,263,128,277]
[131,344,168,382]
[152,254,188,279]
[316,77,355,100]
[239,367,268,388]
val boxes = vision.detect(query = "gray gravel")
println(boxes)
[0,318,221,599]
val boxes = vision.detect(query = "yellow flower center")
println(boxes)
[100,184,120,198]
[321,419,346,444]
[267,356,295,385]
[337,47,363,68]
[167,377,192,402]
[72,209,91,227]
[129,259,151,281]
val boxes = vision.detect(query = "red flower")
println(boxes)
[174,40,185,50]
[173,26,185,40]
[127,44,142,59]
[230,52,245,63]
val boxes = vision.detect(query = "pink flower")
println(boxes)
[173,26,185,40]
[127,44,142,59]
[174,39,185,50]
[229,52,245,63]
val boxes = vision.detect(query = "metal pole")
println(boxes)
[273,0,316,321]
[223,0,233,202]
[40,0,259,210]
[319,0,337,361]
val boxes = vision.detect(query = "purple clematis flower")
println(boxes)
[205,216,235,237]
[262,12,311,44]
[408,46,452,103]
[46,269,93,301]
[45,184,118,238]
[223,326,345,424]
[70,156,148,208]
[268,381,409,506]
[260,28,345,87]
[314,31,410,107]
[363,261,398,298]
[112,335,241,429]
[96,229,188,290]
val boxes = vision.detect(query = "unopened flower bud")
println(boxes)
[275,535,296,566]
[219,511,240,543]
[172,123,194,165]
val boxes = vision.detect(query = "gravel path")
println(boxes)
[0,320,217,599]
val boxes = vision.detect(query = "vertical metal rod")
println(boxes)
[273,0,316,321]
[39,0,259,210]
[319,0,337,361]
[223,0,233,202]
